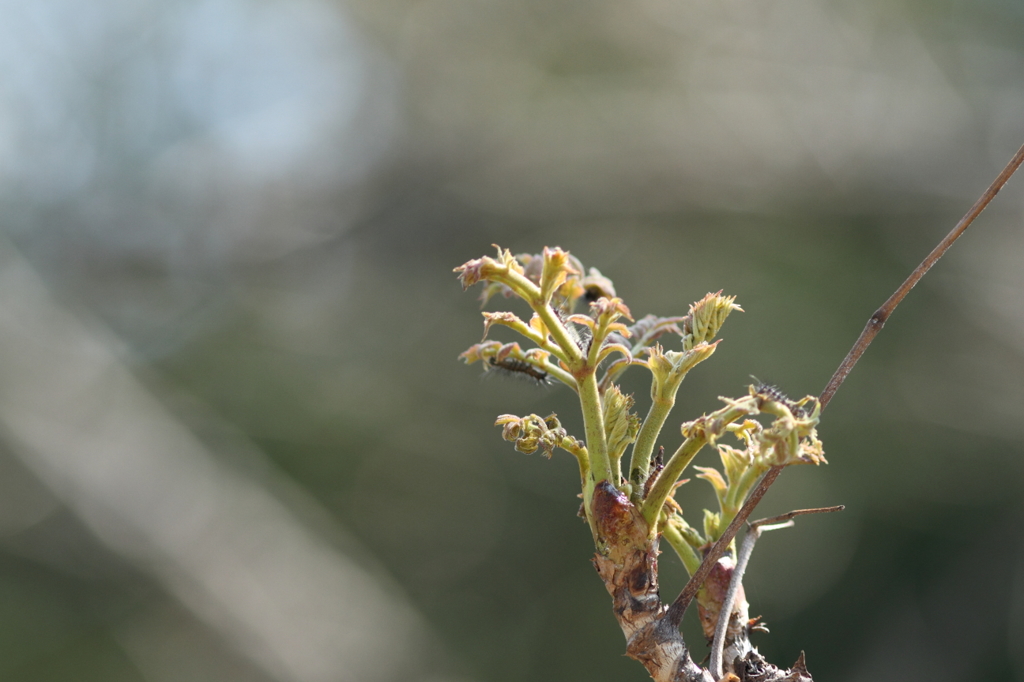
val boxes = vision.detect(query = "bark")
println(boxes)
[589,482,813,682]
[696,554,753,675]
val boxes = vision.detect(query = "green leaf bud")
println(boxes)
[703,509,722,542]
[682,292,742,351]
[602,384,641,463]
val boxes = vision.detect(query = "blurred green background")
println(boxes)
[0,0,1023,680]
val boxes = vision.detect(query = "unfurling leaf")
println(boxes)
[481,311,531,339]
[590,296,634,327]
[683,292,742,350]
[603,385,641,464]
[694,466,727,495]
[539,246,579,304]
[454,245,523,289]
[493,413,585,459]
[703,509,722,542]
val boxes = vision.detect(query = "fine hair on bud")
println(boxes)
[554,309,593,352]
[487,357,552,386]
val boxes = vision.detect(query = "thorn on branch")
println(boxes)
[708,506,843,680]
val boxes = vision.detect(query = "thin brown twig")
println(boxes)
[750,505,845,530]
[666,465,782,627]
[819,141,1024,410]
[709,506,845,679]
[667,141,1024,630]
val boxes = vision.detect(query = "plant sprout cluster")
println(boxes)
[456,245,826,642]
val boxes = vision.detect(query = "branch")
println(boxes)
[666,141,1024,629]
[708,506,844,680]
[665,465,781,627]
[820,141,1024,409]
[641,399,755,527]
[579,372,613,484]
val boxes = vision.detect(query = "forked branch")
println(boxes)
[457,141,1024,682]
[708,506,844,680]
[669,141,1024,640]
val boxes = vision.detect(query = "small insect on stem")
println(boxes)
[751,378,789,403]
[487,357,552,385]
[752,378,808,416]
